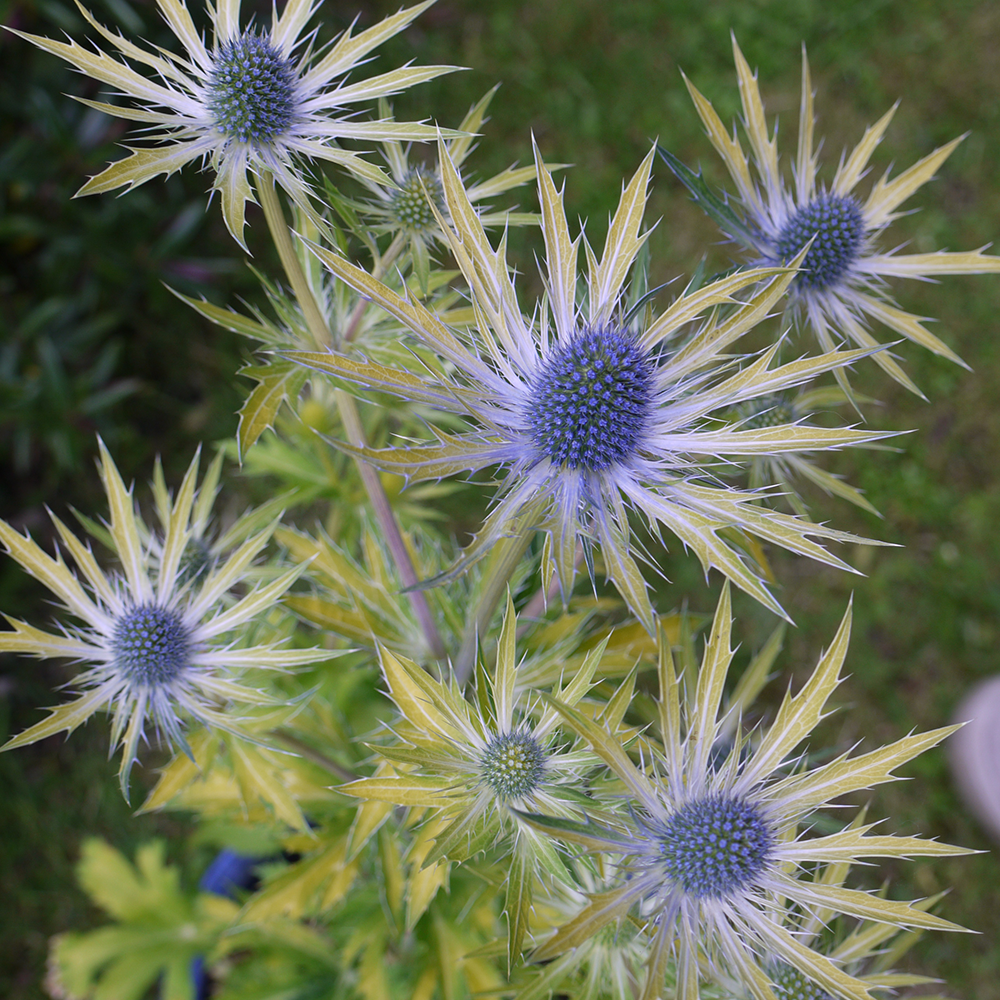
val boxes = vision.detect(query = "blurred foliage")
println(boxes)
[49,841,238,1000]
[2,0,1000,997]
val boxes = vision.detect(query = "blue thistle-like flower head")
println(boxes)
[0,442,333,797]
[673,38,1000,396]
[12,0,460,247]
[773,194,865,291]
[527,326,655,471]
[480,730,547,800]
[656,792,775,899]
[111,604,192,687]
[520,589,970,999]
[209,33,296,146]
[296,143,896,630]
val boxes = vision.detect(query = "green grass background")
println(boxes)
[2,0,1000,995]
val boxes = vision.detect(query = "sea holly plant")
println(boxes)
[1,5,995,999]
[0,442,335,796]
[339,594,619,965]
[348,87,551,291]
[518,586,972,1000]
[10,0,462,245]
[289,140,897,637]
[658,36,1000,399]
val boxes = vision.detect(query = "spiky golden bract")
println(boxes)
[339,594,620,966]
[349,87,551,292]
[710,866,951,1000]
[0,441,333,796]
[518,584,971,1000]
[289,138,897,631]
[172,203,476,460]
[675,36,1000,398]
[10,0,462,247]
[511,859,648,1000]
[727,385,884,517]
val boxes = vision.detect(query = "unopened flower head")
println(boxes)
[522,586,971,999]
[390,165,446,234]
[730,387,882,517]
[671,37,1000,396]
[342,595,595,826]
[340,595,605,963]
[353,88,545,290]
[0,441,332,796]
[480,728,547,800]
[736,393,796,430]
[292,141,895,629]
[11,0,460,246]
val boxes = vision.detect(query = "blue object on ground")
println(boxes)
[199,848,260,896]
[191,849,260,1000]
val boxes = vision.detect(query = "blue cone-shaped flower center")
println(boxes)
[390,167,444,233]
[771,963,833,1000]
[209,33,296,144]
[658,793,774,898]
[112,604,191,686]
[528,327,654,471]
[774,194,865,291]
[480,731,546,800]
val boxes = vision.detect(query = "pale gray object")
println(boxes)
[951,675,1000,844]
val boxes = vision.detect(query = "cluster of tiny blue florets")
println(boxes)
[657,793,774,899]
[480,730,546,800]
[774,193,865,291]
[209,33,296,145]
[771,963,834,1000]
[112,604,191,686]
[527,327,655,471]
[390,166,445,233]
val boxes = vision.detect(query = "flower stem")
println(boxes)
[272,728,357,783]
[256,174,329,349]
[453,522,537,686]
[335,387,446,659]
[256,172,446,661]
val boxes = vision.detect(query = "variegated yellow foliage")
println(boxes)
[340,594,622,966]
